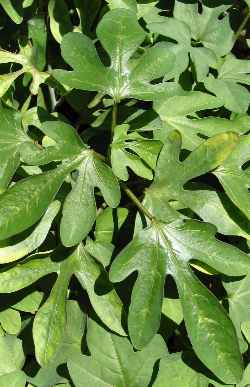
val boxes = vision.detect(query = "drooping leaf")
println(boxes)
[68,318,166,387]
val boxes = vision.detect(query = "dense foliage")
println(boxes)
[0,0,249,386]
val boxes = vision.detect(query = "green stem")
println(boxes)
[109,103,153,221]
[234,10,250,43]
[121,184,154,221]
[111,103,118,137]
[108,103,118,163]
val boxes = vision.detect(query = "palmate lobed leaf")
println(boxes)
[110,214,248,383]
[53,9,175,102]
[111,124,161,180]
[144,130,250,238]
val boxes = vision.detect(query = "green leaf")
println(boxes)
[75,243,125,335]
[106,0,137,12]
[174,1,234,57]
[154,353,209,387]
[53,9,175,101]
[214,135,250,220]
[60,151,120,247]
[13,291,43,314]
[0,256,59,293]
[0,201,60,263]
[148,2,233,81]
[110,213,246,382]
[21,120,85,165]
[48,0,73,43]
[95,207,128,243]
[162,298,183,325]
[146,130,249,238]
[0,0,24,24]
[0,334,25,375]
[0,371,26,387]
[223,276,250,352]
[0,309,21,335]
[0,158,81,240]
[29,300,85,387]
[0,47,49,95]
[68,318,166,387]
[153,85,227,150]
[33,252,75,366]
[205,55,250,113]
[0,102,31,192]
[111,124,161,180]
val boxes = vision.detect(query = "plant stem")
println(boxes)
[121,184,154,221]
[234,10,250,43]
[111,103,118,137]
[108,103,118,162]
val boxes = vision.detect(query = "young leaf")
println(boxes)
[111,124,161,180]
[68,318,166,387]
[0,47,49,95]
[0,201,60,264]
[60,151,120,247]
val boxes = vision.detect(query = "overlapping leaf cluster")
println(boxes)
[0,0,249,386]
